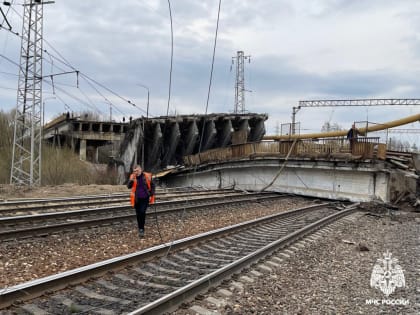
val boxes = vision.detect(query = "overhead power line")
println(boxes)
[1,5,144,118]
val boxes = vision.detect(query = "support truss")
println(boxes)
[10,0,43,186]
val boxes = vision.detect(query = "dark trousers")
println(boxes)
[134,197,149,230]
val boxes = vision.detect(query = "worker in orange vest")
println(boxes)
[127,165,155,238]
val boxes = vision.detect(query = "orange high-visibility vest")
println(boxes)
[130,172,154,206]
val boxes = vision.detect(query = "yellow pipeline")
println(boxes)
[264,113,420,140]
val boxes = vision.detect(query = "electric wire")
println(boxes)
[143,0,223,292]
[0,1,13,25]
[43,80,104,116]
[79,72,148,115]
[0,0,15,34]
[53,93,73,112]
[0,51,106,118]
[165,0,173,118]
[197,0,222,155]
[76,85,105,116]
[78,74,126,116]
[4,42,130,118]
[42,44,148,116]
[1,4,275,310]
[93,1,180,305]
[0,53,105,116]
[41,52,129,117]
[1,4,144,118]
[148,0,174,248]
[0,23,12,66]
[0,24,19,36]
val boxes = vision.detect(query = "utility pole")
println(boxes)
[10,0,54,186]
[109,102,112,121]
[232,51,250,114]
[137,83,150,169]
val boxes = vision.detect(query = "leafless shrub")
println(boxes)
[41,145,93,185]
[0,110,119,186]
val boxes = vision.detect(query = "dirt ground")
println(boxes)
[0,183,128,200]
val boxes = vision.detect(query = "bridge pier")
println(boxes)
[145,121,163,171]
[79,139,87,161]
[215,118,232,147]
[199,119,217,152]
[179,120,199,157]
[162,121,181,167]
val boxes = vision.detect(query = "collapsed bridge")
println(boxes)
[116,113,267,182]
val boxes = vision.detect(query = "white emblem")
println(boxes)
[370,250,405,297]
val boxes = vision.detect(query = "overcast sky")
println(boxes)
[0,0,419,139]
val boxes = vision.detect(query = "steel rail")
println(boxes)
[0,191,272,226]
[0,188,232,204]
[0,192,128,205]
[0,186,198,203]
[0,193,283,241]
[0,202,335,309]
[130,204,358,314]
[0,189,239,215]
[0,189,238,210]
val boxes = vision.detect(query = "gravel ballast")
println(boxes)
[174,209,419,315]
[0,197,312,288]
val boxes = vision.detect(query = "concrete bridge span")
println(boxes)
[161,157,413,203]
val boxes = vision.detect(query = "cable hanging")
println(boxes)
[260,139,298,192]
[197,0,222,155]
[160,0,223,265]
[165,0,173,118]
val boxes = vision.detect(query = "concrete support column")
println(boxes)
[146,123,163,170]
[162,122,181,167]
[79,139,87,161]
[231,119,249,145]
[249,118,266,142]
[184,121,199,156]
[238,119,249,133]
[217,119,232,147]
[95,147,99,163]
[201,120,217,151]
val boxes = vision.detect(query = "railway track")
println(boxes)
[0,191,283,241]
[1,202,357,314]
[0,189,240,217]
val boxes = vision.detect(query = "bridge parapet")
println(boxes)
[184,137,382,166]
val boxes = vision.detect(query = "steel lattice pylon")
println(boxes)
[233,51,250,114]
[10,0,44,186]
